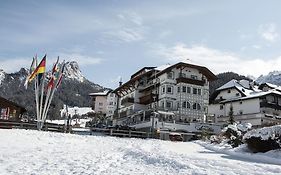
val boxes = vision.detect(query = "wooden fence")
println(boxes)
[90,128,150,138]
[0,120,65,132]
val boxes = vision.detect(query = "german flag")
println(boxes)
[28,55,46,82]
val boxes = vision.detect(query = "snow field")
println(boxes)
[0,129,280,175]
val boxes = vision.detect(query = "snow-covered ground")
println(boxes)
[0,129,280,175]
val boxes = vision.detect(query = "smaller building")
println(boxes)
[89,90,118,122]
[208,79,281,127]
[0,96,26,121]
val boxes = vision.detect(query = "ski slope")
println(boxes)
[0,129,280,175]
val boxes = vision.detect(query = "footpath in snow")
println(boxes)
[0,129,280,175]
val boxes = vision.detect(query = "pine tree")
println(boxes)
[229,104,234,124]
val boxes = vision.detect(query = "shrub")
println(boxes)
[243,125,281,153]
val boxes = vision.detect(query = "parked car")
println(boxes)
[169,133,183,142]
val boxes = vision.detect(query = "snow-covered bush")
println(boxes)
[243,125,281,153]
[221,123,252,148]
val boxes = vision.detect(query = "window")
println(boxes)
[193,88,198,95]
[191,75,198,80]
[179,73,186,78]
[166,101,173,109]
[186,101,190,108]
[182,86,186,93]
[198,89,201,95]
[167,72,174,79]
[177,87,180,93]
[220,105,223,110]
[240,101,243,104]
[227,89,231,93]
[187,87,191,93]
[109,102,113,105]
[239,110,243,115]
[236,93,240,97]
[161,86,165,94]
[193,103,197,110]
[167,86,173,94]
[182,101,187,108]
[193,103,201,110]
[99,102,103,106]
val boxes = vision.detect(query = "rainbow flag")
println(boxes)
[28,55,46,82]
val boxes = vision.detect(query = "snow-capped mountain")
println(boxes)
[255,71,281,85]
[64,61,85,82]
[0,69,5,85]
[0,61,104,119]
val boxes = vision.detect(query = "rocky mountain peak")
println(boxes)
[64,61,85,82]
[256,71,281,85]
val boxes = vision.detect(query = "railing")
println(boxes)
[176,77,205,86]
[139,93,158,105]
[91,127,150,138]
[0,120,66,132]
[121,97,134,106]
[260,101,281,110]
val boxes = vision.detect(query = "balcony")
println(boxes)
[121,97,134,106]
[139,94,158,105]
[176,77,205,86]
[119,109,135,118]
[260,101,281,110]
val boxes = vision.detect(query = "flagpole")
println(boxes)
[38,58,47,130]
[42,86,51,124]
[34,58,41,130]
[42,62,65,122]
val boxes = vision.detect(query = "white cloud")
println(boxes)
[0,58,31,73]
[58,53,102,66]
[258,23,279,42]
[153,43,281,77]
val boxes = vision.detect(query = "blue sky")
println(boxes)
[1,0,281,88]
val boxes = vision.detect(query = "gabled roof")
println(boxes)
[89,90,112,96]
[156,62,217,81]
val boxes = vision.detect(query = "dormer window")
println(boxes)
[167,72,174,79]
[191,75,198,80]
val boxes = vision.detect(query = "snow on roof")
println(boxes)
[89,90,110,96]
[221,90,281,103]
[155,64,171,71]
[217,79,260,97]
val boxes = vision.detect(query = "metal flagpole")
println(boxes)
[38,65,46,130]
[33,57,41,130]
[42,61,65,122]
[41,86,51,124]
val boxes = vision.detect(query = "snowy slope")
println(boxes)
[0,129,280,175]
[0,69,5,85]
[64,61,85,82]
[256,71,281,85]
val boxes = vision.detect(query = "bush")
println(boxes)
[221,123,252,148]
[243,125,281,153]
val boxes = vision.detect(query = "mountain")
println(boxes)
[255,71,281,86]
[0,61,104,119]
[209,72,253,95]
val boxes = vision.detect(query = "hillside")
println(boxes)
[0,61,104,119]
[209,72,253,95]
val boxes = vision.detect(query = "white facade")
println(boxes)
[114,62,216,127]
[89,91,118,118]
[208,79,281,127]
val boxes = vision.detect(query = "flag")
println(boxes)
[28,55,46,82]
[56,62,65,89]
[24,57,36,89]
[52,57,59,74]
[46,57,60,90]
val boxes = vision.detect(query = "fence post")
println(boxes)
[129,130,131,137]
[110,129,113,136]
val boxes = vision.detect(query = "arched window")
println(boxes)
[186,101,190,109]
[193,103,197,110]
[197,104,201,110]
[192,103,201,110]
[182,101,186,108]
